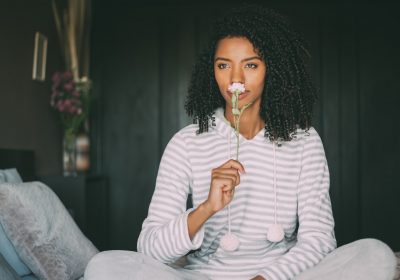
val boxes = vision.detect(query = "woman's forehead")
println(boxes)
[214,37,262,59]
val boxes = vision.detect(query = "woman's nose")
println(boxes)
[230,66,244,84]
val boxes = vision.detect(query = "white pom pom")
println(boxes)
[267,224,284,243]
[220,233,240,251]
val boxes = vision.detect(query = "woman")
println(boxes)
[85,5,396,280]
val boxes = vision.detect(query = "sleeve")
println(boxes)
[258,128,337,280]
[137,131,205,263]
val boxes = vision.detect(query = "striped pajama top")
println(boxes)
[137,108,337,280]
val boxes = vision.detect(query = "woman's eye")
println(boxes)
[217,63,229,69]
[245,63,258,69]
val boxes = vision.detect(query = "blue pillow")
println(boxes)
[0,169,31,276]
[0,252,21,280]
[0,225,31,276]
[21,275,38,280]
[0,169,23,184]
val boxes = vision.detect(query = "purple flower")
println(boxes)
[64,82,75,93]
[64,99,72,108]
[62,71,73,81]
[50,71,90,132]
[57,100,65,112]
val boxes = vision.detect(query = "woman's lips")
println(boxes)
[228,91,250,100]
[238,91,249,100]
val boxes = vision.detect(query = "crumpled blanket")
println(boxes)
[394,252,400,280]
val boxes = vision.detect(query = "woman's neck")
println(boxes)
[224,104,265,140]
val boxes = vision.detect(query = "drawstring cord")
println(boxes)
[273,142,277,226]
[228,130,232,235]
[268,140,285,242]
[222,117,284,249]
[219,126,240,251]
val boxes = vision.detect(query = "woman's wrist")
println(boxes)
[187,202,215,240]
[200,201,217,218]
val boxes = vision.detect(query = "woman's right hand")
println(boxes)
[203,159,245,215]
[188,159,245,239]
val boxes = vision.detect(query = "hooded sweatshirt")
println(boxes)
[137,108,336,280]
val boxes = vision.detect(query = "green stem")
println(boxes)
[233,99,252,161]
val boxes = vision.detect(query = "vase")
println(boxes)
[76,133,90,172]
[63,132,77,176]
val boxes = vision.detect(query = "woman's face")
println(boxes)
[214,36,266,111]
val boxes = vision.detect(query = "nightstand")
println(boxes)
[39,174,109,250]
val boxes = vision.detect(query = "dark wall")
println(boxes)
[92,1,400,251]
[0,0,63,176]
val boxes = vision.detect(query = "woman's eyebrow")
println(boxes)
[214,56,262,62]
[242,56,262,62]
[214,57,230,62]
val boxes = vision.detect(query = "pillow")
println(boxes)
[0,169,23,184]
[0,181,99,280]
[0,169,31,276]
[0,252,21,280]
[21,276,38,280]
[0,224,31,276]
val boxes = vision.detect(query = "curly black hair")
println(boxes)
[185,4,317,142]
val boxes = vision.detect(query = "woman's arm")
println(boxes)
[137,132,244,262]
[188,159,245,239]
[137,132,200,263]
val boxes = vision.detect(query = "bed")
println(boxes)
[0,148,97,280]
[395,252,400,280]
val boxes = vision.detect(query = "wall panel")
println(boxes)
[92,1,400,251]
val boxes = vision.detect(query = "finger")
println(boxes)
[223,187,235,200]
[225,189,235,199]
[212,172,240,186]
[222,184,236,192]
[213,168,240,176]
[212,169,240,183]
[219,159,245,173]
[213,178,235,190]
[212,166,240,175]
[212,168,239,177]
